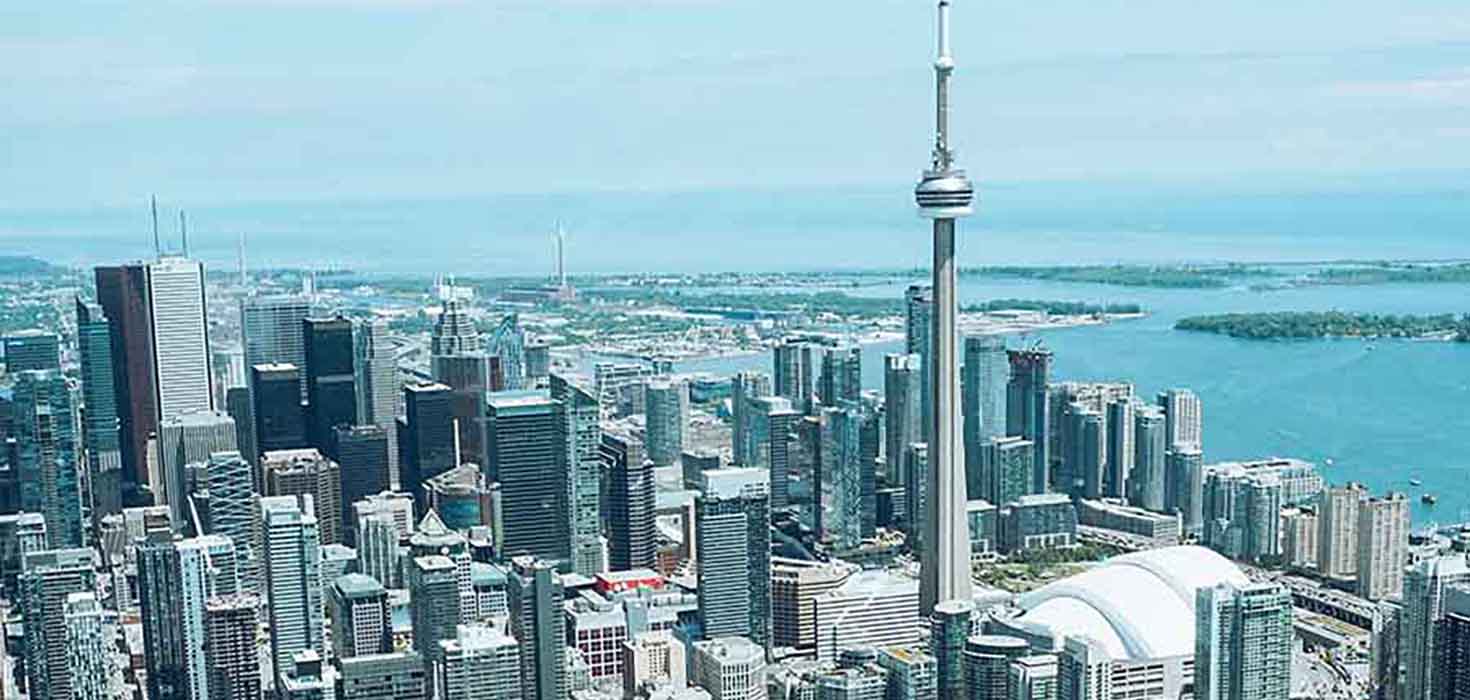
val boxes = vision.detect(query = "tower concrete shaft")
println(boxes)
[915,0,974,615]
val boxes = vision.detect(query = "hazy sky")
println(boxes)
[4,0,1469,209]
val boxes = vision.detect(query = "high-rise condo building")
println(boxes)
[205,593,261,700]
[773,338,816,415]
[304,315,357,448]
[980,436,1034,508]
[2,330,61,372]
[76,300,124,521]
[603,433,656,572]
[886,353,923,486]
[1401,551,1470,700]
[550,374,603,575]
[818,404,865,548]
[1318,483,1367,581]
[262,495,324,681]
[488,390,570,566]
[905,285,934,443]
[1061,403,1105,499]
[507,556,566,700]
[20,547,96,700]
[731,371,772,466]
[157,409,237,527]
[1130,406,1167,511]
[929,599,974,700]
[1164,445,1204,536]
[962,635,1028,700]
[1007,655,1060,700]
[137,533,239,700]
[1200,466,1281,564]
[264,448,344,545]
[1357,493,1410,601]
[1103,399,1135,500]
[819,344,862,408]
[1157,388,1202,450]
[645,378,689,467]
[63,592,114,700]
[1194,581,1292,700]
[878,647,938,700]
[747,395,798,510]
[1005,348,1052,492]
[11,370,86,548]
[205,451,260,592]
[962,334,1008,484]
[697,467,772,648]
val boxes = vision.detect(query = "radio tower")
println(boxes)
[915,0,975,615]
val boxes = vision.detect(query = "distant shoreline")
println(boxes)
[1175,312,1470,343]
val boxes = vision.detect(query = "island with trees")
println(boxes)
[1175,312,1470,341]
[962,264,1278,289]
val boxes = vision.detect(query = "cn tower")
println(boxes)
[915,0,974,614]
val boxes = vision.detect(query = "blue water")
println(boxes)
[673,278,1470,526]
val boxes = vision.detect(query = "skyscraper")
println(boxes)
[241,295,311,400]
[262,495,324,680]
[1194,581,1292,700]
[886,353,923,486]
[21,548,98,700]
[1164,445,1204,536]
[434,625,522,700]
[1157,388,1202,450]
[329,424,391,543]
[1007,656,1060,700]
[1200,466,1281,564]
[1402,552,1470,700]
[64,592,115,700]
[1061,404,1105,499]
[94,263,157,489]
[645,378,688,467]
[929,600,974,700]
[550,374,602,575]
[157,410,237,527]
[696,467,772,648]
[818,344,862,408]
[818,404,865,549]
[263,448,344,545]
[905,285,934,443]
[205,450,260,592]
[773,338,816,415]
[11,370,86,548]
[137,533,239,700]
[205,594,262,700]
[488,390,570,566]
[329,573,392,659]
[410,556,463,660]
[304,315,357,448]
[76,300,124,521]
[731,371,772,466]
[1103,399,1135,500]
[431,298,491,467]
[2,330,61,372]
[399,382,456,498]
[747,395,798,510]
[489,314,528,391]
[1318,483,1367,581]
[147,256,214,423]
[1357,492,1410,601]
[507,556,566,700]
[353,319,401,487]
[962,335,1007,494]
[1130,406,1167,511]
[913,0,977,613]
[603,433,656,572]
[980,436,1034,507]
[962,635,1028,700]
[340,652,430,700]
[252,363,307,454]
[1005,348,1052,494]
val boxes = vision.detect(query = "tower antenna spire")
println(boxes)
[151,195,161,257]
[179,210,189,257]
[238,232,248,288]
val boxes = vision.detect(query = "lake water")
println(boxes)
[672,277,1470,526]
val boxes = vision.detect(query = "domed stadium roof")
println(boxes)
[1010,545,1248,660]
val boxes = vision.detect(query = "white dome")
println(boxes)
[1011,545,1249,660]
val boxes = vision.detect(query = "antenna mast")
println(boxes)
[151,196,161,257]
[179,210,189,257]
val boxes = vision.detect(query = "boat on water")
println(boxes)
[1410,478,1423,487]
[1325,458,1335,466]
[1423,494,1438,505]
